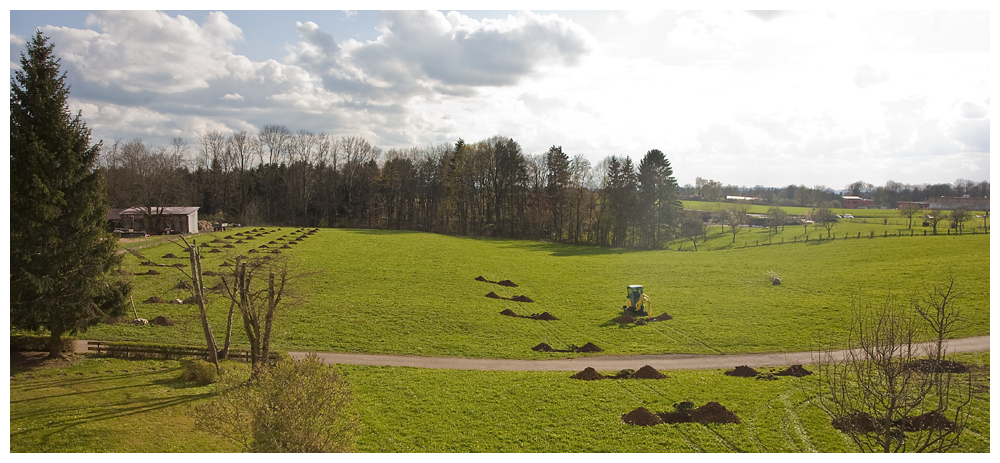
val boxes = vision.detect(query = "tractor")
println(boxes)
[623,285,650,317]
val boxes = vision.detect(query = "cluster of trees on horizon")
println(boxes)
[99,127,990,248]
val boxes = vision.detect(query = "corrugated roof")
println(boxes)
[120,206,200,216]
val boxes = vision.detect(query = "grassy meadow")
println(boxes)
[10,352,990,452]
[82,226,989,359]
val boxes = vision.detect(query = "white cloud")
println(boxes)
[854,64,889,88]
[220,93,244,101]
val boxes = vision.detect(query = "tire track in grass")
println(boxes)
[778,390,818,453]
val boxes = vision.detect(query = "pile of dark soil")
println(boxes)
[212,239,225,243]
[162,253,179,259]
[898,410,956,431]
[235,232,244,236]
[235,240,245,244]
[486,292,501,299]
[475,275,488,282]
[498,279,518,287]
[171,263,187,267]
[247,249,258,253]
[532,343,555,352]
[259,244,269,248]
[208,248,221,253]
[224,235,234,239]
[905,359,970,374]
[622,407,663,426]
[268,241,278,244]
[202,270,217,276]
[570,367,605,380]
[174,281,192,290]
[631,365,667,379]
[614,313,637,324]
[577,342,603,353]
[657,412,692,424]
[221,244,234,248]
[832,412,877,433]
[181,296,200,305]
[648,312,673,321]
[532,312,558,320]
[151,316,175,326]
[775,365,812,377]
[141,269,161,275]
[270,249,282,254]
[288,241,298,245]
[690,402,740,424]
[500,308,518,317]
[200,243,212,248]
[725,365,759,377]
[511,295,534,303]
[144,296,167,303]
[281,244,291,249]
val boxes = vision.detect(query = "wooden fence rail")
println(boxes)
[87,340,281,362]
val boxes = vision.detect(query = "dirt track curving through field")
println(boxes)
[283,336,990,371]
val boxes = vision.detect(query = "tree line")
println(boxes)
[100,128,684,249]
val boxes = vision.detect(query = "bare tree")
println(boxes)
[812,290,975,453]
[948,208,971,234]
[912,275,968,363]
[810,204,838,238]
[899,203,923,229]
[721,202,750,243]
[221,254,290,380]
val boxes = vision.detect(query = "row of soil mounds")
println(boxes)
[571,365,667,380]
[724,364,813,378]
[474,276,518,287]
[622,402,741,426]
[532,342,602,353]
[831,410,956,433]
[486,292,534,302]
[499,309,557,320]
[612,312,673,325]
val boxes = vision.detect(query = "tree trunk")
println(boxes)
[47,317,65,359]
[189,242,219,370]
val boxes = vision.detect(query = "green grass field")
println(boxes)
[82,227,989,359]
[10,353,990,452]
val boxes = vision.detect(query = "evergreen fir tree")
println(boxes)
[10,32,129,358]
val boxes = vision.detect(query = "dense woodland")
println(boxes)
[99,126,989,248]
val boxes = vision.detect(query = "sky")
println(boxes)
[8,3,992,190]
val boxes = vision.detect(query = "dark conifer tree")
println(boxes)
[10,32,128,358]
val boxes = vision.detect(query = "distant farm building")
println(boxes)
[927,197,990,211]
[117,207,200,234]
[726,195,759,202]
[841,196,875,209]
[897,201,930,210]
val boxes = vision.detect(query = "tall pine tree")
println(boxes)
[11,32,128,358]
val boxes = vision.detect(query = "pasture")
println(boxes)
[85,227,990,359]
[9,353,990,452]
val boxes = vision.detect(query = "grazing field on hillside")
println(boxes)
[81,228,989,360]
[9,353,989,453]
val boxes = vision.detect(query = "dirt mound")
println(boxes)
[144,296,167,304]
[900,410,957,431]
[200,243,212,248]
[281,244,291,249]
[532,312,558,320]
[648,312,673,321]
[622,407,663,426]
[498,279,518,287]
[500,308,518,317]
[247,249,258,253]
[141,269,161,275]
[832,412,877,433]
[181,296,200,305]
[486,292,502,299]
[151,316,175,326]
[577,342,603,353]
[162,253,179,259]
[614,313,637,324]
[657,412,691,424]
[905,359,970,374]
[202,270,217,276]
[511,295,534,303]
[224,235,234,239]
[208,248,221,253]
[288,241,298,245]
[775,365,812,377]
[531,343,555,352]
[173,281,192,290]
[171,263,187,267]
[725,365,759,377]
[268,241,278,244]
[570,367,605,380]
[690,402,740,424]
[212,239,225,243]
[631,365,667,379]
[475,276,488,282]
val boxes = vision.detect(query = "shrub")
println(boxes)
[193,354,359,452]
[10,333,77,352]
[180,358,219,385]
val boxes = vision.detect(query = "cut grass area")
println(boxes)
[9,356,238,452]
[85,227,988,360]
[10,353,989,453]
